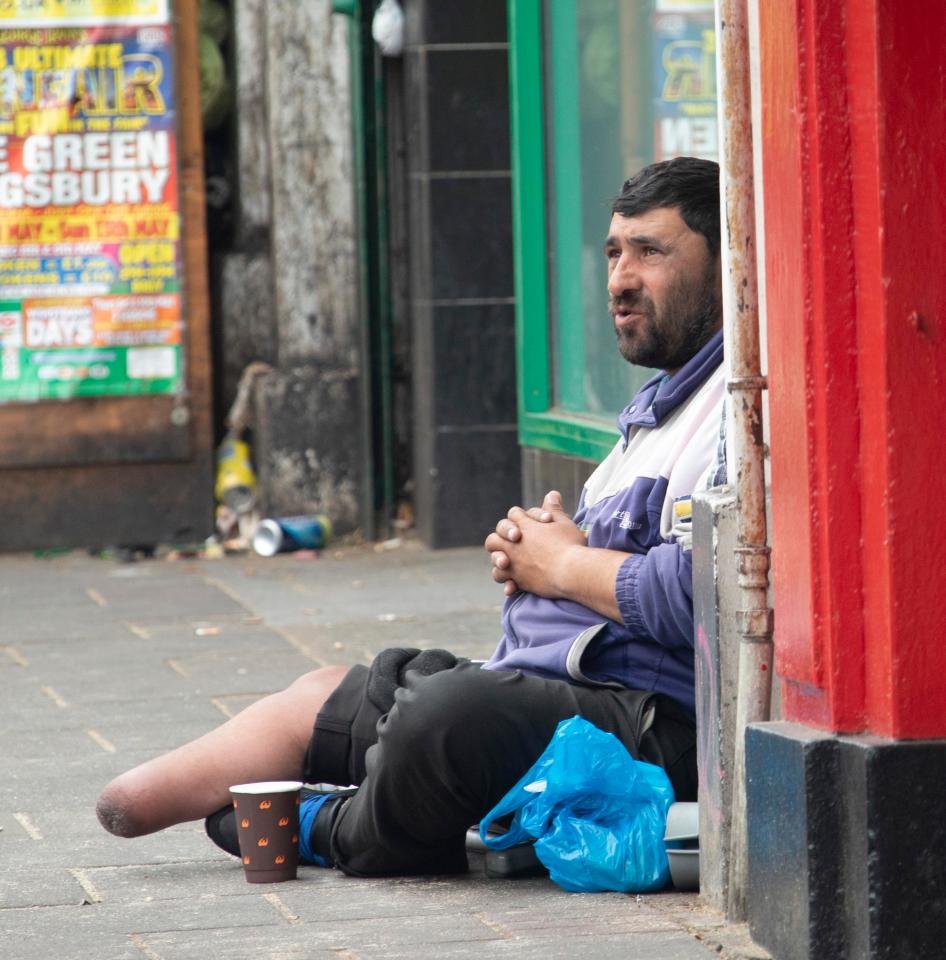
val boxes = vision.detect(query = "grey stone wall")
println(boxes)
[220,0,364,532]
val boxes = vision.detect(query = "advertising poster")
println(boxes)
[0,18,181,403]
[0,1,169,29]
[653,2,718,163]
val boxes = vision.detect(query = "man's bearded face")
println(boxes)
[605,208,722,372]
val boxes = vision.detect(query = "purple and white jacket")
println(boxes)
[484,331,725,716]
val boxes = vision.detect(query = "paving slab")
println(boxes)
[0,865,91,910]
[0,898,281,960]
[0,697,228,744]
[3,620,140,647]
[277,608,504,664]
[0,543,765,960]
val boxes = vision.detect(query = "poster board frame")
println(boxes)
[0,0,210,471]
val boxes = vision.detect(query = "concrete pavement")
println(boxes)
[0,539,768,959]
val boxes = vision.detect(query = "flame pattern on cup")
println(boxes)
[232,790,299,878]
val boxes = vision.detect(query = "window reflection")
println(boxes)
[545,0,718,419]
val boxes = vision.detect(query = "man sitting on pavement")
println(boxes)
[96,156,726,878]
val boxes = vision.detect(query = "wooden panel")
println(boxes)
[762,0,946,737]
[0,395,190,468]
[760,0,869,733]
[860,0,946,738]
[1,458,212,551]
[0,0,214,550]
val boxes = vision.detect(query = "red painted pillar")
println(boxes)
[759,0,946,739]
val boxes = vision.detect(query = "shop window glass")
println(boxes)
[544,0,718,420]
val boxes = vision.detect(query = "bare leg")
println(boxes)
[96,665,349,838]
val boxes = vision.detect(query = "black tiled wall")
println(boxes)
[403,0,521,547]
[431,304,516,427]
[426,50,511,170]
[414,0,507,44]
[428,178,513,300]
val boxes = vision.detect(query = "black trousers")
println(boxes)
[303,656,696,878]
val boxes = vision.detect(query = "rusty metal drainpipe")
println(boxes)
[716,0,773,922]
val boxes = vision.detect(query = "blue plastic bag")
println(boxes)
[479,715,675,893]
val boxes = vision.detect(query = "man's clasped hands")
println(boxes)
[484,490,585,598]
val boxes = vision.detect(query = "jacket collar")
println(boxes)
[617,329,724,442]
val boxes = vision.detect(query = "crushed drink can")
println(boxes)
[253,515,332,556]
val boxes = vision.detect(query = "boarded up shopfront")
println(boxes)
[0,0,212,551]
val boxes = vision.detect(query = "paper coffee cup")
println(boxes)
[229,780,303,883]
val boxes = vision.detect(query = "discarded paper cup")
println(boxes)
[229,780,303,883]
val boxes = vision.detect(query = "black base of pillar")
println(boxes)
[746,722,946,960]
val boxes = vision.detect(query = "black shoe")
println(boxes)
[205,804,241,857]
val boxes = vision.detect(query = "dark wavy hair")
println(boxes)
[612,157,720,256]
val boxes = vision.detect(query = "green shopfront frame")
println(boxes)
[508,0,718,462]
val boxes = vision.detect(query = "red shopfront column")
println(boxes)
[760,0,946,741]
[747,5,946,956]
